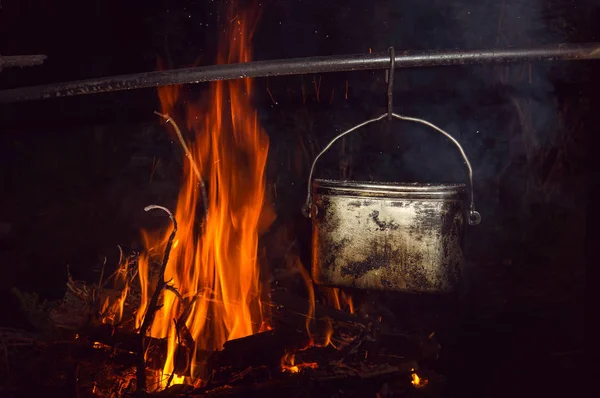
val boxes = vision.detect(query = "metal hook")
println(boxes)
[387,47,395,120]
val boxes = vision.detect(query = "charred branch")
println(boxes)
[137,205,178,396]
[0,43,599,103]
[153,111,209,221]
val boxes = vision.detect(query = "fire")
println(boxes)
[100,256,130,325]
[324,287,354,314]
[137,2,275,387]
[411,372,428,388]
[296,256,315,338]
[321,317,334,348]
[342,291,354,314]
[167,374,185,386]
[294,255,334,348]
[278,255,334,374]
[281,352,317,374]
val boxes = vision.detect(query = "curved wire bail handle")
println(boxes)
[302,113,482,226]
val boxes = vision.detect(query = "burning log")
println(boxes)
[77,324,196,373]
[205,328,301,386]
[75,293,339,357]
[156,361,421,398]
[78,287,439,369]
[79,324,299,379]
[79,291,364,375]
[15,281,438,397]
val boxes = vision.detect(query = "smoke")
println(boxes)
[256,0,587,295]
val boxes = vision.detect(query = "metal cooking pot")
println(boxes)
[302,113,481,293]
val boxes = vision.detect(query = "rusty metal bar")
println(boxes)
[0,55,47,71]
[0,43,599,103]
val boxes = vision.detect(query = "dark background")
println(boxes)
[0,0,595,396]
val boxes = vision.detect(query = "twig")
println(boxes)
[93,256,109,318]
[98,256,107,291]
[301,80,306,106]
[266,87,276,105]
[149,157,161,183]
[66,265,92,305]
[165,287,198,388]
[128,267,140,288]
[153,111,209,219]
[164,284,185,306]
[345,79,349,99]
[332,329,367,367]
[136,205,178,397]
[313,76,322,103]
[99,246,127,291]
[165,318,180,389]
[117,245,124,266]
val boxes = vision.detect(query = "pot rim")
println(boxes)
[313,178,466,193]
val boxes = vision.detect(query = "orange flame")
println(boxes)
[411,372,428,388]
[291,255,334,351]
[138,3,275,386]
[324,287,354,314]
[296,256,315,338]
[321,317,334,348]
[100,257,130,325]
[342,291,354,314]
[281,352,317,374]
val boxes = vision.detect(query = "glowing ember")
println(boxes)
[411,372,428,388]
[281,352,317,374]
[137,2,275,387]
[277,255,337,373]
[93,341,110,349]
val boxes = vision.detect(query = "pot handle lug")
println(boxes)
[468,209,481,226]
[302,204,318,219]
[303,113,481,226]
[301,204,311,218]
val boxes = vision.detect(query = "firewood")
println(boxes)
[77,289,437,388]
[149,360,419,398]
[79,323,206,374]
[206,327,308,385]
[78,290,374,370]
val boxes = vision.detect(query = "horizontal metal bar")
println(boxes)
[0,54,47,71]
[0,43,599,103]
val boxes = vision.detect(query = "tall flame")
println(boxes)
[137,3,275,385]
